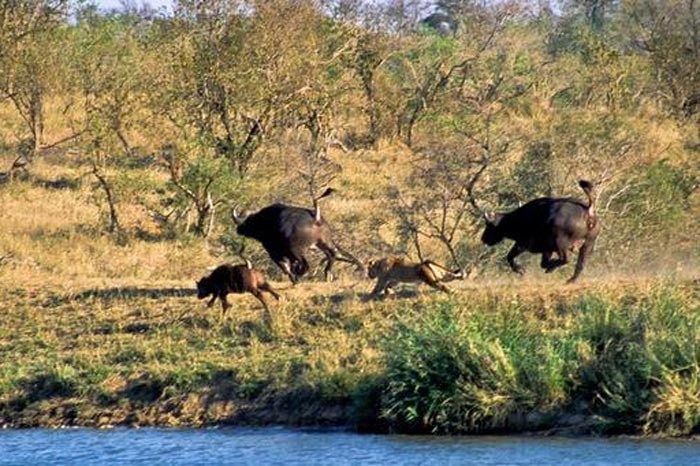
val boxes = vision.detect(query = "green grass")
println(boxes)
[0,281,698,435]
[380,285,700,435]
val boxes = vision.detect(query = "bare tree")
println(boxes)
[389,39,534,275]
[90,148,121,234]
[158,144,228,238]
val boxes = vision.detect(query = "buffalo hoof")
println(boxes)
[513,266,525,275]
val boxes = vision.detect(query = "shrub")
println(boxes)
[380,301,576,433]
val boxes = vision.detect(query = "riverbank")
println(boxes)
[1,278,699,436]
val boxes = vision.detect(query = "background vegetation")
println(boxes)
[1,0,698,274]
[0,0,699,436]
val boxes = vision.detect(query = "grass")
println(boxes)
[1,277,698,435]
[0,148,699,435]
[380,284,700,435]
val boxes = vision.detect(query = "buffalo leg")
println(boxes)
[250,289,272,325]
[250,289,270,312]
[371,277,389,296]
[219,292,231,318]
[556,238,570,266]
[568,238,595,284]
[507,244,526,274]
[207,294,217,308]
[317,242,337,281]
[541,251,564,273]
[291,256,309,277]
[333,242,366,273]
[545,238,572,273]
[259,282,281,301]
[540,251,554,271]
[275,258,298,284]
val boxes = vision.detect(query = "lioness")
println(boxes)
[367,256,464,296]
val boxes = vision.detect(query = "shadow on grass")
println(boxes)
[358,288,421,302]
[42,287,196,309]
[305,287,423,307]
[71,287,196,301]
[32,175,81,190]
[18,372,79,403]
[92,316,207,336]
[117,369,240,404]
[221,319,274,342]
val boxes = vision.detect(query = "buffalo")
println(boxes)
[196,262,281,321]
[232,189,364,283]
[481,180,600,283]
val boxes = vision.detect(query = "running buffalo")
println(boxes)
[232,190,364,283]
[481,180,600,283]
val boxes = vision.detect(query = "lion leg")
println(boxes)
[420,269,451,294]
[428,281,451,294]
[371,277,389,296]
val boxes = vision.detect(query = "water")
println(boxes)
[1,427,698,465]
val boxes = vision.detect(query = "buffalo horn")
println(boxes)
[238,245,252,269]
[232,206,244,225]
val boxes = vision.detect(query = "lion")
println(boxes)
[367,256,464,296]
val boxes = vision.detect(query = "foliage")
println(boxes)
[380,286,700,435]
[0,0,695,266]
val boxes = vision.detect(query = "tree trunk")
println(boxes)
[92,164,121,234]
[29,80,44,155]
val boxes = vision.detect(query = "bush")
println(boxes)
[379,287,700,435]
[380,301,575,433]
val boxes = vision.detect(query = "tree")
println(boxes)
[353,30,395,146]
[623,0,700,120]
[66,14,147,234]
[381,4,512,146]
[0,0,71,175]
[151,0,336,176]
[389,42,534,273]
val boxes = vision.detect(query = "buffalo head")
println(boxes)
[232,206,255,236]
[481,212,505,246]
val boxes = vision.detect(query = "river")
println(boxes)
[1,427,698,465]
